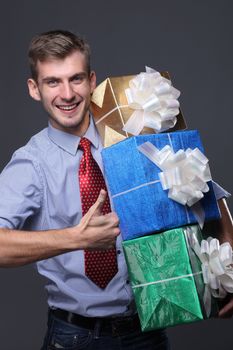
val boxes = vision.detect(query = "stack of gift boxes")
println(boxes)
[90,67,229,331]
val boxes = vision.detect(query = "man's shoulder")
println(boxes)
[15,127,51,160]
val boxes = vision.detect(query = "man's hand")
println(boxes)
[71,189,120,250]
[218,294,233,318]
[203,198,233,318]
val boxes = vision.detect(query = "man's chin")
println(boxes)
[50,113,90,135]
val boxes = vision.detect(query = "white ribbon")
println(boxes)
[138,142,212,228]
[138,141,211,205]
[122,66,180,135]
[132,271,202,289]
[187,231,233,316]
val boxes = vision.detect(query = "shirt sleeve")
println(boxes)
[212,180,231,200]
[0,150,43,229]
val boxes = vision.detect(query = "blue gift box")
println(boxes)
[102,130,220,241]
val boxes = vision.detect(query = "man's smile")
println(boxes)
[56,101,81,112]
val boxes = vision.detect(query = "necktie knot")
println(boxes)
[79,137,91,153]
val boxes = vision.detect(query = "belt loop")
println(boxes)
[112,322,118,337]
[93,319,102,339]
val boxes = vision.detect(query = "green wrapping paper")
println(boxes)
[123,226,218,331]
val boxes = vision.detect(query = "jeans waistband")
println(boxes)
[50,308,141,336]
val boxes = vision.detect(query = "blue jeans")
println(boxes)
[41,310,171,350]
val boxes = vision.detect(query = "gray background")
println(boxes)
[0,0,232,349]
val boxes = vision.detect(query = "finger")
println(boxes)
[80,190,107,228]
[89,213,119,227]
[92,189,107,217]
[218,298,233,318]
[88,215,108,226]
[105,212,120,226]
[88,237,118,251]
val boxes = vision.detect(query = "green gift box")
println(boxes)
[122,225,218,331]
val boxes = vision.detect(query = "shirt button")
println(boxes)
[126,280,130,284]
[117,250,121,254]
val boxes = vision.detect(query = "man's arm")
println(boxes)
[0,190,120,267]
[217,198,233,318]
[215,198,233,246]
[203,198,233,245]
[204,197,233,318]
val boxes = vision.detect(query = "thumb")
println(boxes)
[92,189,107,217]
[80,189,107,227]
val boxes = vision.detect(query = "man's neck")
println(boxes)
[48,113,90,137]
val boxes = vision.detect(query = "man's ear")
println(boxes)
[89,71,97,94]
[27,78,41,101]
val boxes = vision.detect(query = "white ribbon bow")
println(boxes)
[138,142,211,207]
[188,231,233,316]
[122,66,180,135]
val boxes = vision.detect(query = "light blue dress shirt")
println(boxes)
[0,117,133,317]
[0,117,230,317]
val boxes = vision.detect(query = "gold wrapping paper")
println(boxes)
[90,72,187,147]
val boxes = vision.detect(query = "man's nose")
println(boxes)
[60,82,75,101]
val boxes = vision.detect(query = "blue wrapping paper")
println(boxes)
[102,130,220,241]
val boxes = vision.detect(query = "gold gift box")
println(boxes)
[90,72,187,147]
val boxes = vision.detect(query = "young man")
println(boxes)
[0,30,232,349]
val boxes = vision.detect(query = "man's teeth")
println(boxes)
[58,103,78,111]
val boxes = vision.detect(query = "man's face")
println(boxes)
[28,51,96,136]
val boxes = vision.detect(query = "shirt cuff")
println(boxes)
[212,180,231,200]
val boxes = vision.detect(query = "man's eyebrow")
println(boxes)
[69,72,88,80]
[42,76,60,83]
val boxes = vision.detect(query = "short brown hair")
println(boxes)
[28,30,91,81]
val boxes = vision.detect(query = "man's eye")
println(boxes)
[47,80,58,87]
[72,76,84,84]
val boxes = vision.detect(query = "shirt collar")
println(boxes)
[48,116,100,156]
